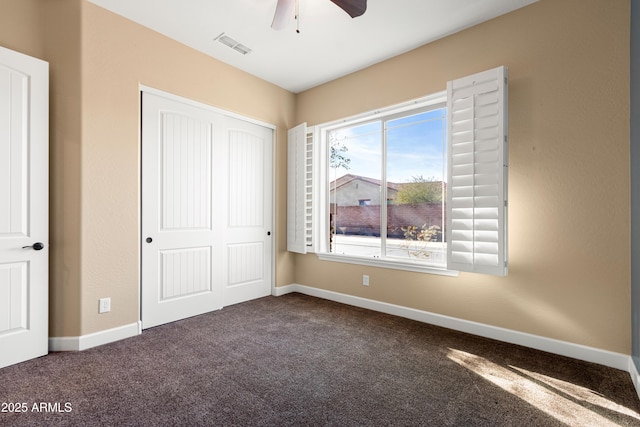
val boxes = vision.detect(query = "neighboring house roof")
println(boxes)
[330,174,401,192]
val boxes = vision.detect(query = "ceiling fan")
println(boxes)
[271,0,367,31]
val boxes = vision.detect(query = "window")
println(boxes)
[326,104,447,268]
[288,66,508,276]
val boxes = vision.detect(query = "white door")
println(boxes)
[219,115,273,307]
[0,46,49,368]
[141,91,272,329]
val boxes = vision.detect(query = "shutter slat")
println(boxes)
[451,209,474,220]
[474,231,499,243]
[475,103,499,118]
[451,79,499,100]
[452,132,473,146]
[474,185,499,197]
[451,186,474,197]
[446,66,508,276]
[475,219,499,231]
[474,207,500,220]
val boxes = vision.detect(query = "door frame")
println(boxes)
[138,85,276,324]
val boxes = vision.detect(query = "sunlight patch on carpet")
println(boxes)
[447,348,637,426]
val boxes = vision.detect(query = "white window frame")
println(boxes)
[287,66,508,277]
[314,92,456,276]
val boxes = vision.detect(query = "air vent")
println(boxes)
[215,33,252,55]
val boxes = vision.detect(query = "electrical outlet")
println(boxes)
[99,297,111,314]
[362,275,369,286]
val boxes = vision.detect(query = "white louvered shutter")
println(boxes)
[303,128,315,250]
[287,123,309,253]
[446,66,508,276]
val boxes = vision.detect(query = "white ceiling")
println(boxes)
[87,0,537,93]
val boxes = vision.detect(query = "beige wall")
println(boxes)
[0,0,632,355]
[79,2,297,334]
[1,0,85,337]
[1,0,296,336]
[0,0,44,58]
[45,0,84,337]
[296,0,631,354]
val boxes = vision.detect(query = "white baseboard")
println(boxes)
[45,286,640,399]
[630,357,640,401]
[49,322,141,352]
[275,284,630,372]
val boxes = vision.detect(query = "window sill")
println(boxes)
[316,253,459,277]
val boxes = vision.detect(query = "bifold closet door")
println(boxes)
[141,91,272,329]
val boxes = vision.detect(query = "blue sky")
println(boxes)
[329,108,446,184]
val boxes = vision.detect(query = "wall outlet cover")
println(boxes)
[99,297,111,314]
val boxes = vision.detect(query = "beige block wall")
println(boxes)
[295,0,631,353]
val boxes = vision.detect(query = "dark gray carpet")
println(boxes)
[1,293,639,426]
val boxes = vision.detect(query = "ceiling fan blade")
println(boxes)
[272,0,295,30]
[330,0,367,18]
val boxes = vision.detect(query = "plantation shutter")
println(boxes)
[287,122,309,253]
[303,128,315,250]
[446,66,508,276]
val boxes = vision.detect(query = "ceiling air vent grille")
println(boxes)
[215,33,252,55]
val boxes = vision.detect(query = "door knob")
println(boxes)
[146,237,153,243]
[23,242,44,250]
